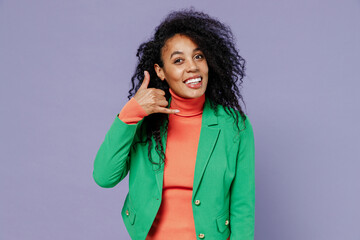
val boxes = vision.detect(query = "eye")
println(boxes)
[195,54,204,60]
[174,58,183,64]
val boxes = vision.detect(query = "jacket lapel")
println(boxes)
[192,98,220,198]
[152,126,167,195]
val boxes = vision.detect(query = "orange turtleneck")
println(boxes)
[118,89,205,239]
[146,89,205,239]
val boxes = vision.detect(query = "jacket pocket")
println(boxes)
[216,209,230,233]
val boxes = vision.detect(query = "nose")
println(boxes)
[186,59,199,72]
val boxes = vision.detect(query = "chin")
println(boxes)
[170,85,207,99]
[184,89,206,99]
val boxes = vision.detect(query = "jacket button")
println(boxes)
[198,233,205,238]
[125,210,129,216]
[225,220,229,225]
[195,200,201,205]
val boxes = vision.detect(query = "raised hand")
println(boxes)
[133,71,179,115]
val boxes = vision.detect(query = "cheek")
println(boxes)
[200,61,209,73]
[166,68,184,81]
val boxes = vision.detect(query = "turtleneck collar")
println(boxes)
[169,88,205,117]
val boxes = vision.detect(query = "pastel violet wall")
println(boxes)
[1,0,359,239]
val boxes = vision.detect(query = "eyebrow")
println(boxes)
[169,47,201,59]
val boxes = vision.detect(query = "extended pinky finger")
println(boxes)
[156,107,180,114]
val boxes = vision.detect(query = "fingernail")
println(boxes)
[174,110,180,113]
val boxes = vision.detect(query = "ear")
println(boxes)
[154,64,165,81]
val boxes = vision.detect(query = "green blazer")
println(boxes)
[93,98,255,240]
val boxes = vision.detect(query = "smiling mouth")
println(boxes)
[184,77,202,85]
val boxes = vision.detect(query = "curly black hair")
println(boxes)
[128,8,247,168]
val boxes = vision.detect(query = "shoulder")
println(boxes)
[202,101,253,148]
[202,98,254,142]
[213,104,253,133]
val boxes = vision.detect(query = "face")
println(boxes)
[154,34,209,99]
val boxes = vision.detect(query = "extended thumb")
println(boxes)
[140,71,150,89]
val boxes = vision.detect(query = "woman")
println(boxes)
[93,9,255,240]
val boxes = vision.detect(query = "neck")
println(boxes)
[169,88,205,117]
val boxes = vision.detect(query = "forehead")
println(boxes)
[161,34,199,55]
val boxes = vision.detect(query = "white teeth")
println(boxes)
[185,77,202,84]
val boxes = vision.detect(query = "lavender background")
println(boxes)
[1,0,359,239]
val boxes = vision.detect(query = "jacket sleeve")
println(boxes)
[229,116,255,239]
[92,98,147,188]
